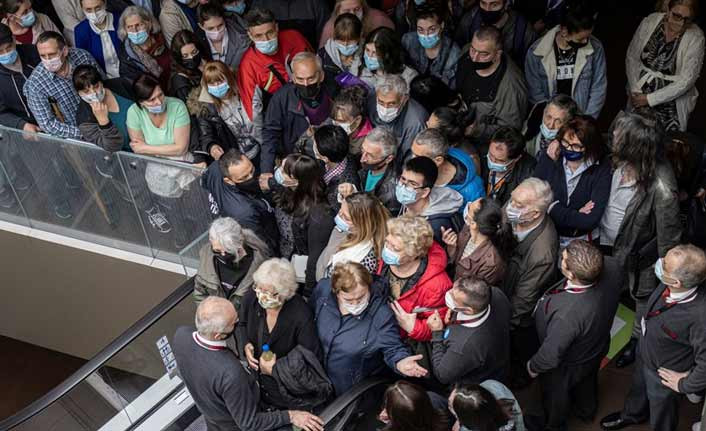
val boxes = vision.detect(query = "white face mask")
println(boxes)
[377,104,399,123]
[333,120,353,135]
[206,27,226,42]
[341,294,369,315]
[43,55,64,73]
[85,8,107,24]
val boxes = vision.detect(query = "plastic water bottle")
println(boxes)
[261,344,274,361]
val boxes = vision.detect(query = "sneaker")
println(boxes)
[0,187,16,209]
[146,205,172,233]
[54,202,72,220]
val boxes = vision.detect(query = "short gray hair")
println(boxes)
[117,6,161,41]
[413,128,448,159]
[668,244,706,289]
[195,296,234,337]
[209,217,244,254]
[546,94,579,119]
[291,51,323,73]
[252,258,298,301]
[365,127,398,157]
[518,177,553,213]
[376,74,409,98]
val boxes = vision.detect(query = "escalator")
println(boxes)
[0,278,390,431]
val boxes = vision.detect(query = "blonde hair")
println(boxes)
[331,261,373,294]
[252,258,298,301]
[339,193,390,258]
[201,61,238,109]
[386,215,433,259]
[332,0,380,38]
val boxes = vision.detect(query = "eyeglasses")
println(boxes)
[397,177,424,189]
[669,10,693,24]
[560,139,585,152]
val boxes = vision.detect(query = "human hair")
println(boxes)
[340,192,390,257]
[0,0,24,14]
[556,115,605,163]
[386,215,433,259]
[365,27,404,74]
[669,0,699,17]
[332,85,368,122]
[36,31,66,50]
[276,153,327,217]
[197,2,225,23]
[365,127,398,158]
[377,74,409,98]
[381,380,449,431]
[518,177,554,213]
[403,156,438,189]
[118,5,160,41]
[252,258,298,301]
[668,244,706,289]
[410,75,460,114]
[171,30,208,78]
[454,276,491,311]
[72,64,103,92]
[430,107,466,146]
[201,61,238,108]
[452,383,511,431]
[218,148,247,176]
[208,217,244,254]
[315,125,350,163]
[473,25,502,49]
[331,261,372,294]
[611,113,660,187]
[490,127,525,159]
[414,128,449,159]
[415,3,443,24]
[560,0,597,34]
[244,7,275,27]
[132,73,161,104]
[333,12,362,42]
[195,296,234,337]
[547,94,579,120]
[472,198,516,262]
[291,51,323,74]
[564,240,603,284]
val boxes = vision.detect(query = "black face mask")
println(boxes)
[567,40,589,50]
[214,250,238,266]
[182,53,202,70]
[362,158,388,172]
[236,177,261,194]
[479,7,505,25]
[469,59,494,70]
[296,82,322,101]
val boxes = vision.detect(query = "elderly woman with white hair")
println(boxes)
[116,5,171,87]
[239,258,322,408]
[193,217,272,309]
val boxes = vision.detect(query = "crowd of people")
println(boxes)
[1,0,706,430]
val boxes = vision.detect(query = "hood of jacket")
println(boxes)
[323,38,363,72]
[421,186,464,218]
[187,85,217,117]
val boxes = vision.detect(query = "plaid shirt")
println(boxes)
[323,157,348,185]
[23,48,102,139]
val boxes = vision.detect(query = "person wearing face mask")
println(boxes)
[448,381,524,431]
[402,5,461,88]
[455,0,537,69]
[220,0,248,18]
[169,30,209,103]
[189,60,261,163]
[260,52,339,176]
[319,0,394,49]
[173,296,324,431]
[194,217,272,309]
[426,275,511,386]
[0,0,60,46]
[196,3,250,70]
[360,27,419,90]
[368,75,428,169]
[75,0,121,79]
[117,6,172,89]
[500,177,558,389]
[249,0,329,48]
[534,115,611,250]
[481,126,536,206]
[456,26,528,143]
[625,0,703,132]
[24,31,103,140]
[159,0,199,46]
[525,93,577,158]
[311,261,429,395]
[377,380,452,431]
[525,1,606,119]
[318,13,365,83]
[0,23,40,134]
[330,85,372,157]
[395,0,464,36]
[238,258,329,410]
[312,125,359,211]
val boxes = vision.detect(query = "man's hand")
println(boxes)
[579,200,595,214]
[244,343,259,371]
[90,101,110,126]
[259,173,273,192]
[396,354,428,377]
[338,182,356,199]
[444,308,453,325]
[440,226,457,247]
[527,360,539,379]
[288,410,324,431]
[631,92,649,108]
[209,145,224,160]
[658,367,689,393]
[427,310,444,331]
[22,123,41,133]
[259,352,276,376]
[391,301,417,334]
[547,139,561,161]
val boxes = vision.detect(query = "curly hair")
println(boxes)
[386,215,433,259]
[331,261,372,294]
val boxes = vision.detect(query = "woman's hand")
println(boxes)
[209,145,224,160]
[129,138,149,154]
[337,182,356,199]
[391,301,417,334]
[631,92,649,108]
[91,101,109,126]
[579,200,595,214]
[440,226,457,247]
[259,352,276,376]
[396,354,428,378]
[547,139,561,161]
[244,343,259,371]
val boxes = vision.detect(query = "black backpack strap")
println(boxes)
[267,63,288,88]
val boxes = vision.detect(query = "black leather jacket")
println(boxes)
[357,163,400,215]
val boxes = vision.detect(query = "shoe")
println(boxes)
[54,202,72,220]
[616,338,638,368]
[600,412,639,430]
[0,187,16,209]
[693,421,701,431]
[145,205,172,233]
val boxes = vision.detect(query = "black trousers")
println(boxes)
[622,353,680,431]
[510,325,540,381]
[540,358,601,431]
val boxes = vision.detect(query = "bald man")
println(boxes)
[173,296,323,431]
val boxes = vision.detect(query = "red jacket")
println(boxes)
[236,29,312,120]
[377,241,453,341]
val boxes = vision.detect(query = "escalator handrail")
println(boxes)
[319,376,394,424]
[0,277,196,431]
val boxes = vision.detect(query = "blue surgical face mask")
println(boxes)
[334,214,350,233]
[144,102,165,114]
[364,52,380,71]
[463,202,470,221]
[128,30,149,45]
[414,0,426,4]
[19,10,36,28]
[395,183,419,205]
[417,32,440,49]
[540,122,558,140]
[207,81,230,99]
[487,154,509,172]
[382,246,401,266]
[505,203,524,224]
[274,167,286,185]
[336,41,358,57]
[561,147,584,162]
[255,38,278,55]
[0,49,18,65]
[225,2,246,14]
[654,258,676,286]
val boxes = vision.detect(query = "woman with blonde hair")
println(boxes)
[318,0,394,48]
[187,60,261,162]
[317,192,390,279]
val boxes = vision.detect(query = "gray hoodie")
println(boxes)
[323,38,363,74]
[402,186,464,243]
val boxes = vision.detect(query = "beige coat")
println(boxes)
[1,13,60,45]
[159,0,193,47]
